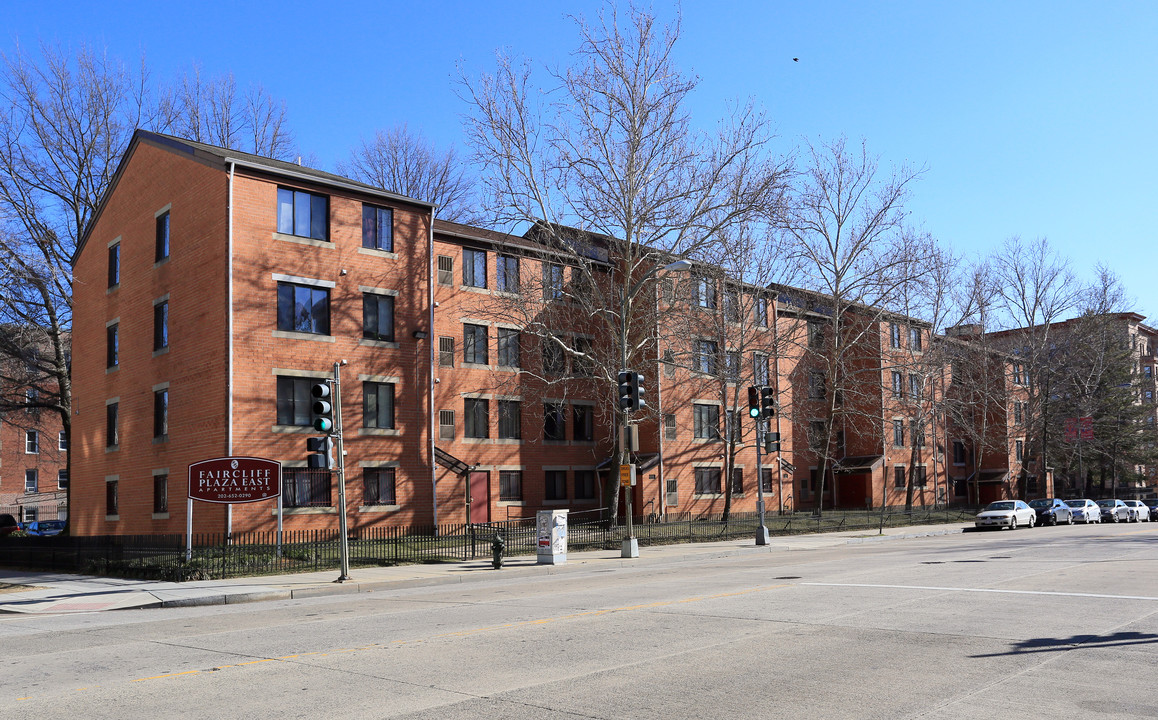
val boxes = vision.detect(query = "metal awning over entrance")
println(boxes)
[832,455,883,474]
[596,453,660,472]
[977,469,1009,484]
[434,446,471,475]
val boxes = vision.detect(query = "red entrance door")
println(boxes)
[470,471,490,523]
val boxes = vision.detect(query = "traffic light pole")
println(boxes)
[332,362,351,582]
[754,418,770,545]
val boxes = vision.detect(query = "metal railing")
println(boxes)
[0,507,977,581]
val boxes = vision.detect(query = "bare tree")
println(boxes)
[160,66,295,159]
[460,4,790,521]
[338,125,478,223]
[779,137,931,517]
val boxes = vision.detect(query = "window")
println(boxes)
[755,295,768,327]
[808,321,825,349]
[1013,363,1024,385]
[754,354,769,386]
[696,339,718,374]
[911,420,925,447]
[463,248,487,288]
[362,205,393,251]
[497,254,520,293]
[806,468,819,496]
[364,467,396,505]
[25,469,38,493]
[544,402,566,441]
[363,382,395,429]
[439,410,455,440]
[437,255,454,285]
[498,400,521,440]
[573,404,594,442]
[953,477,967,497]
[724,287,740,322]
[153,389,168,441]
[58,431,68,451]
[575,470,596,499]
[106,478,118,515]
[362,293,395,342]
[543,262,564,301]
[542,338,566,375]
[153,474,168,514]
[277,376,317,426]
[909,327,922,351]
[25,430,38,454]
[284,468,332,507]
[809,371,826,399]
[693,404,720,440]
[154,301,169,351]
[1016,439,1024,462]
[1027,475,1039,493]
[1146,366,1153,379]
[545,470,566,500]
[106,324,118,368]
[108,244,120,287]
[953,441,966,465]
[57,469,69,489]
[277,282,330,335]
[666,477,678,506]
[725,351,740,381]
[155,210,170,261]
[664,348,676,378]
[891,371,903,398]
[465,398,489,439]
[106,402,119,448]
[894,466,906,488]
[730,468,744,495]
[21,507,38,524]
[893,419,905,447]
[463,324,488,364]
[572,336,594,376]
[277,187,328,240]
[809,421,826,452]
[497,328,520,368]
[695,468,721,495]
[695,277,716,309]
[661,278,675,304]
[890,323,901,349]
[914,466,927,487]
[499,470,523,501]
[909,374,922,399]
[761,469,774,494]
[439,337,455,367]
[664,413,677,440]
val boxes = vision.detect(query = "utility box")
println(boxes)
[536,509,568,565]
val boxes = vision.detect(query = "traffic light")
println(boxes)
[617,371,645,412]
[748,386,761,418]
[311,381,334,433]
[764,431,781,453]
[760,386,775,418]
[307,436,335,469]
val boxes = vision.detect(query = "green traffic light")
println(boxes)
[314,417,334,432]
[748,407,761,419]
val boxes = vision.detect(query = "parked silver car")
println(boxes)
[1096,499,1132,523]
[1123,500,1150,522]
[1065,499,1101,524]
[975,500,1036,530]
[1028,498,1073,525]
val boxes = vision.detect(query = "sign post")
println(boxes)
[186,457,282,562]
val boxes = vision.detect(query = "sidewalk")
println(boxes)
[0,522,968,614]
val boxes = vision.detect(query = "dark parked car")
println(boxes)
[1028,498,1073,526]
[1096,499,1132,523]
[1145,498,1158,521]
[0,513,19,536]
[23,520,65,536]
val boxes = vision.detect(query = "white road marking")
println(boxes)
[801,582,1158,602]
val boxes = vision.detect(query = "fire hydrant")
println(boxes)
[491,531,505,569]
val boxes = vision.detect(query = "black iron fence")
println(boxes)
[0,507,976,582]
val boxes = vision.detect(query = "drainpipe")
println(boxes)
[429,214,438,529]
[226,160,236,538]
[773,293,784,515]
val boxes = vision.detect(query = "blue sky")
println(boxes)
[6,1,1156,318]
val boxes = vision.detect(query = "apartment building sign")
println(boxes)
[188,457,281,504]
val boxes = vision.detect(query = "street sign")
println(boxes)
[619,464,637,487]
[188,457,281,504]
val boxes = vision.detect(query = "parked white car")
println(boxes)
[975,500,1036,530]
[1065,499,1101,524]
[1123,500,1150,522]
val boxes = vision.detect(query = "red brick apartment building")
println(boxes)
[0,406,68,523]
[72,132,1030,537]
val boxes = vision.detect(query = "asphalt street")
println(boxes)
[3,521,1156,719]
